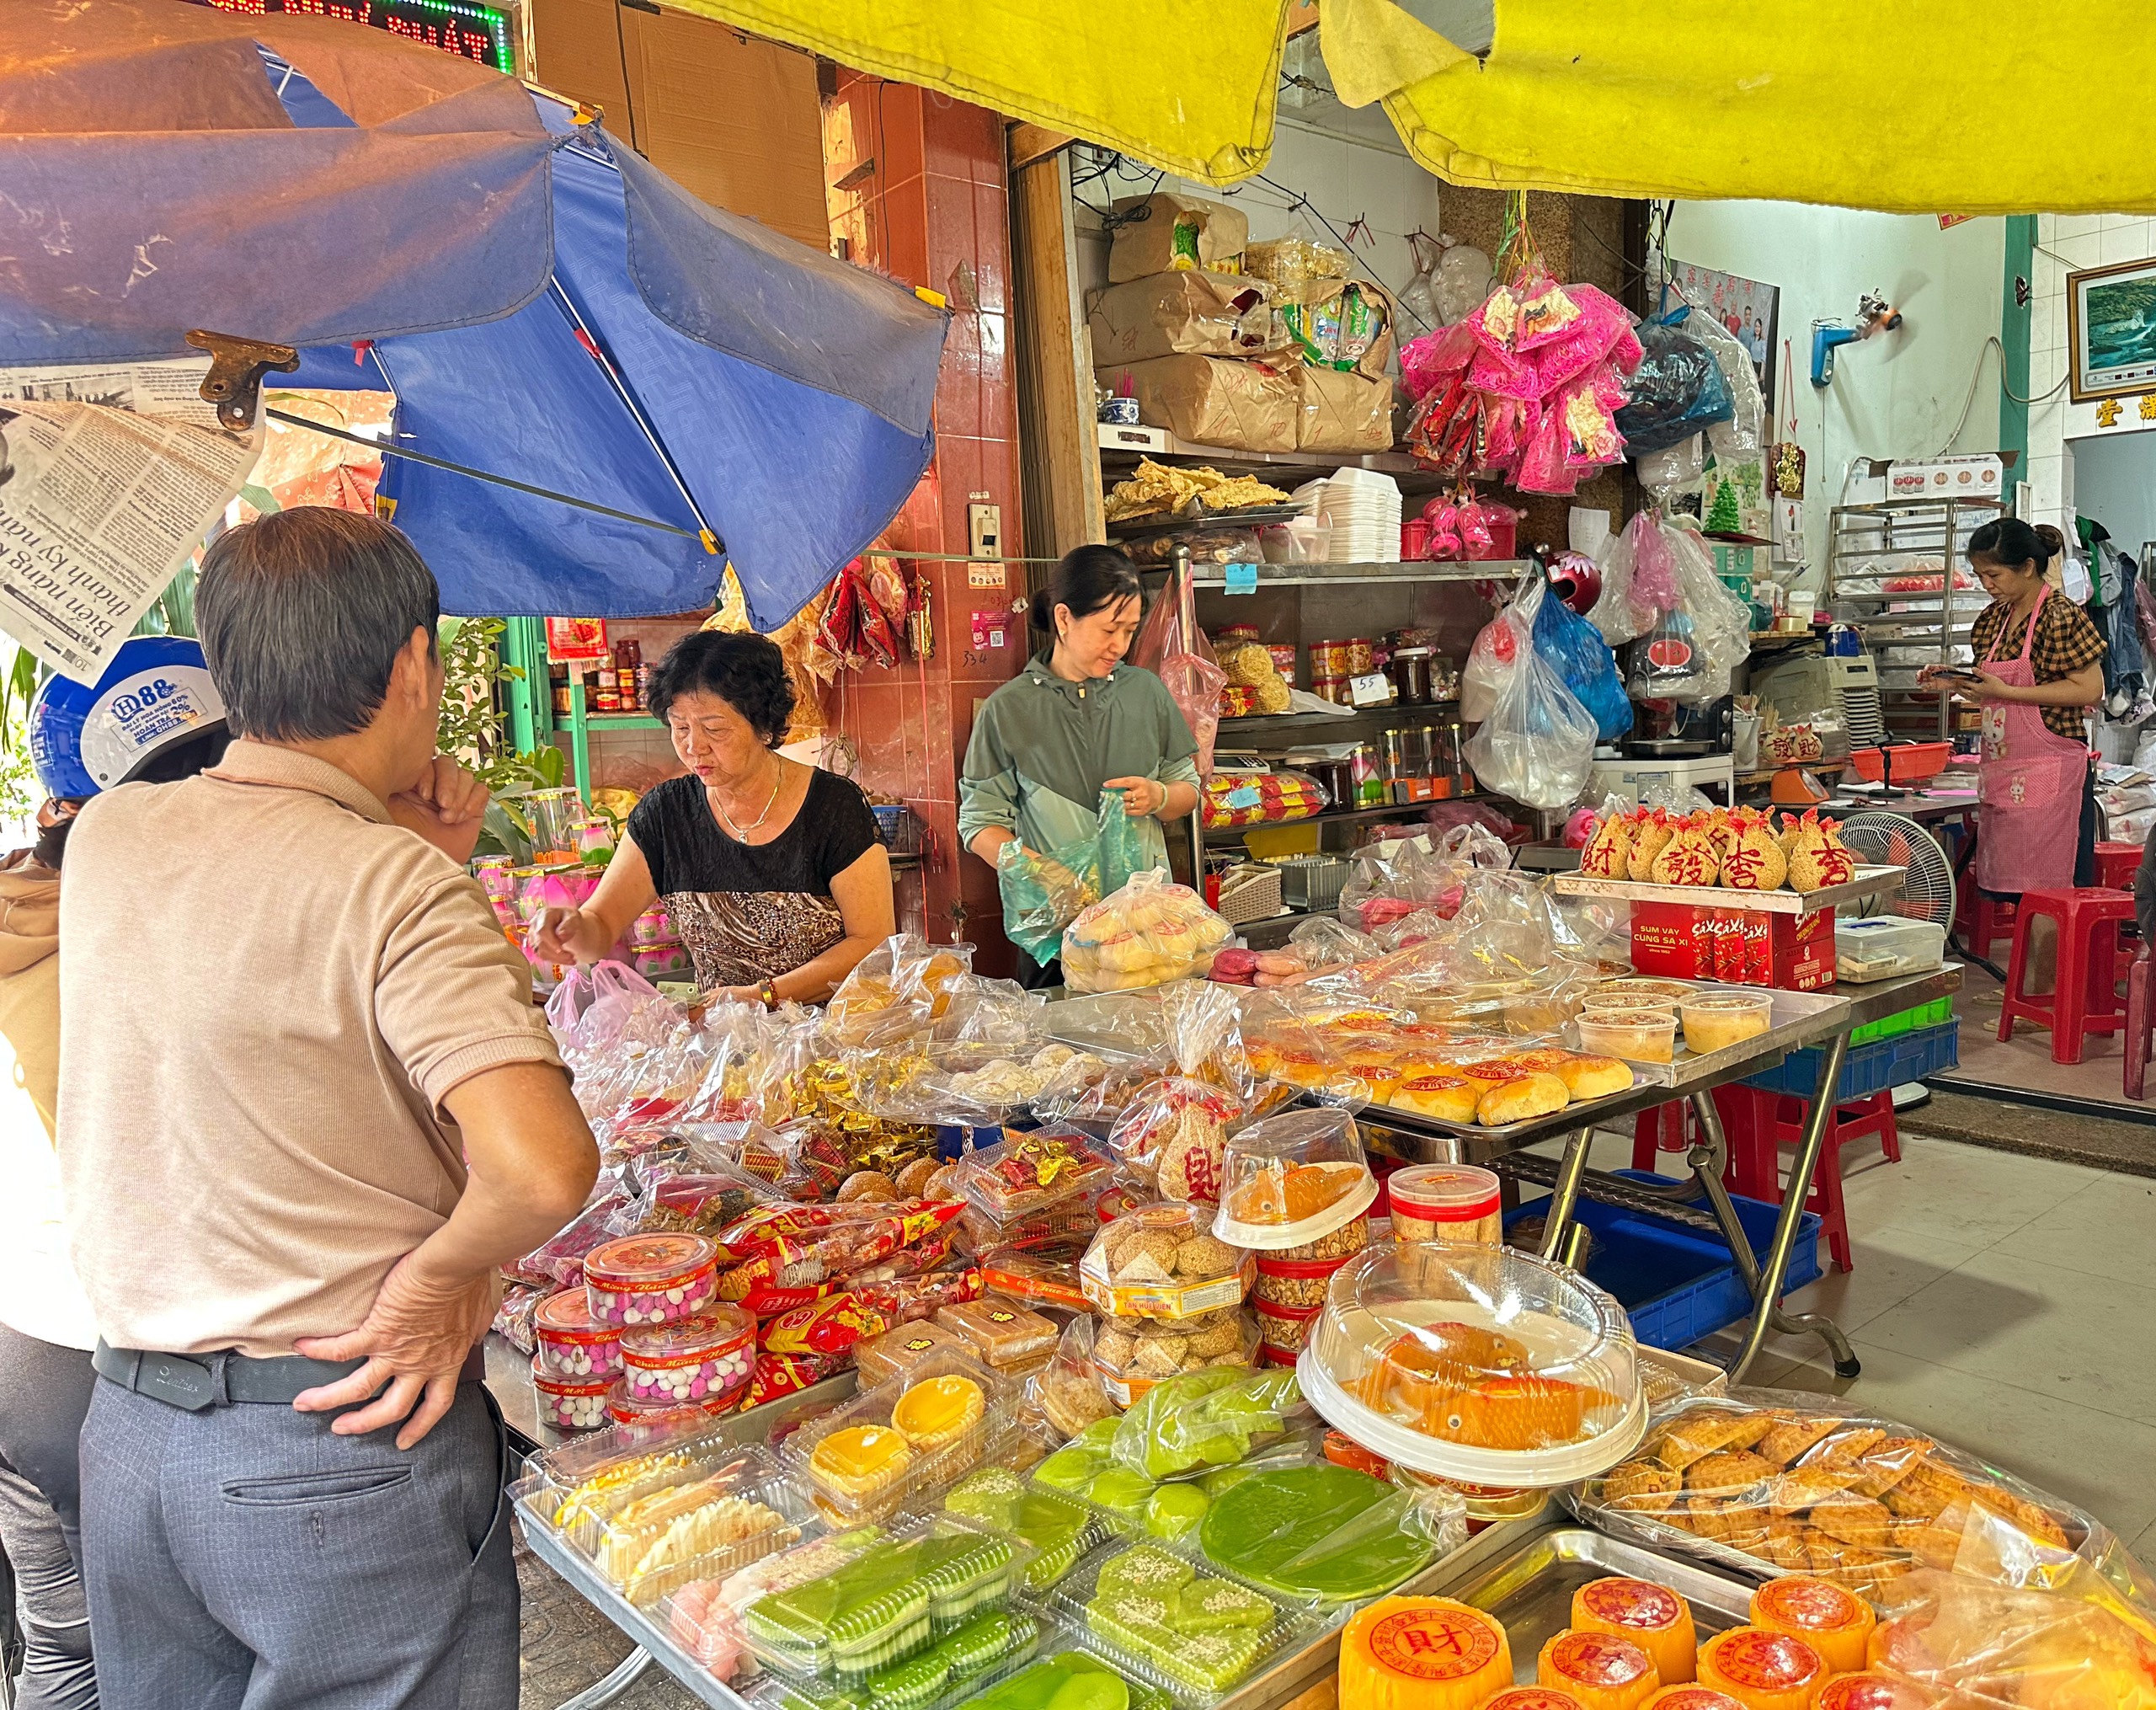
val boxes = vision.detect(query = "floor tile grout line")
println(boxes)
[1841,1332,2156,1434]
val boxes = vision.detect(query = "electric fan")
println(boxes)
[1836,811,1956,926]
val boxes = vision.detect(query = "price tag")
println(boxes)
[1348,671,1392,707]
[1224,785,1263,808]
[1223,562,1258,595]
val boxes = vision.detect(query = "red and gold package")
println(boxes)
[760,1267,985,1358]
[717,1201,963,1301]
[735,1236,955,1317]
[742,1349,842,1409]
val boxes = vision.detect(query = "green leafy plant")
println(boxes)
[436,616,566,859]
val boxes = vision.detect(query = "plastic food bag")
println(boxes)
[825,934,974,1047]
[1616,315,1734,456]
[1629,520,1753,704]
[1575,1387,2153,1610]
[1110,1366,1305,1480]
[1335,823,1510,932]
[1107,1077,1240,1202]
[1463,578,1598,810]
[1529,565,1632,741]
[1200,766,1327,829]
[1853,1568,2156,1705]
[1130,560,1227,778]
[1459,607,1521,725]
[1061,869,1231,994]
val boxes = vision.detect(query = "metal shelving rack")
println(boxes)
[1826,495,2007,741]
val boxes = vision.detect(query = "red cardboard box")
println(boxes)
[1629,901,1835,991]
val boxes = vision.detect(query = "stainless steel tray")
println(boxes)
[1552,864,1906,916]
[1432,1521,1764,1686]
[1572,981,1849,1088]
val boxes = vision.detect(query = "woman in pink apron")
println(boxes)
[1920,519,2105,900]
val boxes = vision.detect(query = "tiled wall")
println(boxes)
[823,74,1027,969]
[2030,213,2156,521]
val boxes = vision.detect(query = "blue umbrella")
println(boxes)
[0,0,947,630]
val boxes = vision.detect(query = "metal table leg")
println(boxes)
[1710,1036,1863,1384]
[557,1649,656,1710]
[1537,1127,1594,1264]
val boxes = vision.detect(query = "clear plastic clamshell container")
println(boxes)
[784,1350,1014,1523]
[510,1427,809,1607]
[1080,1203,1254,1321]
[1210,1109,1377,1253]
[940,1467,1110,1593]
[936,1295,1059,1371]
[856,1318,974,1387]
[1051,1541,1315,1705]
[953,1129,1117,1222]
[736,1514,1038,1687]
[1296,1243,1645,1486]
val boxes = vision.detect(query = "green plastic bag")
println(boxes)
[996,788,1149,963]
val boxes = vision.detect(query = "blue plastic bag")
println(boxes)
[1614,313,1733,456]
[1530,567,1634,741]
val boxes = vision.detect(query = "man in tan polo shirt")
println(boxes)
[56,507,599,1710]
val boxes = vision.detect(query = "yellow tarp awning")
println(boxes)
[664,0,1289,185]
[1324,0,2156,213]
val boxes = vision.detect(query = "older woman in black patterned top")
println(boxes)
[533,632,894,1005]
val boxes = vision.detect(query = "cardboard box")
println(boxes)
[1629,901,1835,991]
[1107,192,1248,283]
[1886,453,2004,502]
[1087,269,1288,367]
[1116,355,1299,453]
[1294,366,1394,452]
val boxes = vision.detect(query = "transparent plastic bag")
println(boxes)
[1675,303,1764,461]
[1464,578,1598,810]
[1130,561,1227,778]
[1336,823,1510,933]
[1575,1387,2154,1612]
[1198,1460,1467,1604]
[1629,520,1752,704]
[1106,1077,1240,1202]
[1589,509,1677,645]
[1459,608,1521,725]
[1060,869,1232,994]
[995,835,1101,965]
[1616,315,1734,456]
[1857,1568,2156,1705]
[824,934,974,1049]
[1110,1366,1305,1481]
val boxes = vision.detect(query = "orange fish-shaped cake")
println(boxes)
[1580,812,1633,879]
[1421,1375,1620,1451]
[1357,1324,1525,1421]
[1719,809,1789,891]
[1626,810,1675,881]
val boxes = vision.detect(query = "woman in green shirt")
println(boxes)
[959,547,1201,985]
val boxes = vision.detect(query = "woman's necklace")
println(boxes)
[713,758,784,839]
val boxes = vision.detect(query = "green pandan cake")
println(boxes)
[1196,1463,1434,1603]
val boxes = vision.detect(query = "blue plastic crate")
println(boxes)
[1741,1018,1958,1101]
[1504,1172,1822,1351]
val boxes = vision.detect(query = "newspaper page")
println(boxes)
[0,357,261,682]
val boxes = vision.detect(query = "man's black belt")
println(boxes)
[93,1339,483,1412]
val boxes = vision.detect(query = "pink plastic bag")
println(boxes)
[1398,318,1476,403]
[1131,560,1227,776]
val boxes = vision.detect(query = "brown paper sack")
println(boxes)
[1107,193,1249,283]
[1087,270,1289,367]
[1295,367,1396,452]
[1113,355,1298,453]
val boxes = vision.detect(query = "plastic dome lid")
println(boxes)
[1212,1109,1378,1252]
[534,1289,613,1340]
[1297,1242,1645,1485]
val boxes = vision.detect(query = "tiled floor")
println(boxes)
[518,1130,2156,1707]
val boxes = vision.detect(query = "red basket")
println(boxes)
[1848,743,1950,788]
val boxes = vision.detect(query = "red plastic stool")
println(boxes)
[1956,890,2019,961]
[2096,841,2144,890]
[1628,1087,1774,1196]
[2127,954,2156,1100]
[1744,1088,1899,1274]
[1998,887,2137,1064]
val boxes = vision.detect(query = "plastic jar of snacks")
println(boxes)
[583,1232,719,1328]
[531,1364,612,1432]
[1251,1252,1351,1311]
[605,1380,739,1426]
[621,1303,755,1407]
[1254,1296,1321,1358]
[534,1288,623,1381]
[1386,1164,1502,1247]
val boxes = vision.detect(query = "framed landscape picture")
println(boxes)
[2068,257,2156,402]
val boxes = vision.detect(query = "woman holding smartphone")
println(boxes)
[1918,519,2104,896]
